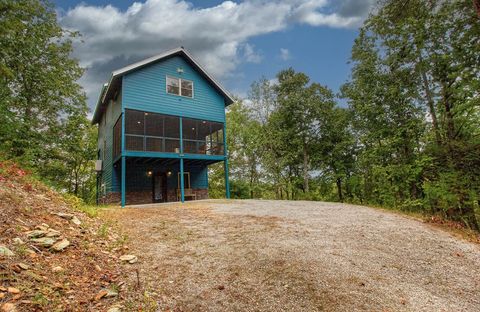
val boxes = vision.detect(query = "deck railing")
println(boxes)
[122,109,224,156]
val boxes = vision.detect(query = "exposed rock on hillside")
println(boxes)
[0,162,136,311]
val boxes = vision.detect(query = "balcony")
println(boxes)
[113,109,224,159]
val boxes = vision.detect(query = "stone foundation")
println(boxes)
[100,188,209,205]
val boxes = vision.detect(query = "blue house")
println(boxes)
[92,47,233,206]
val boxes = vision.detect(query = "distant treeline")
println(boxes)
[210,0,480,231]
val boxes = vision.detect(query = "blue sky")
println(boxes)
[54,0,374,110]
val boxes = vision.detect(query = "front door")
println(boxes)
[153,172,167,203]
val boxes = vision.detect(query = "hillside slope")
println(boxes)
[0,162,135,311]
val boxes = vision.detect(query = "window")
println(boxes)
[125,110,144,135]
[124,109,180,153]
[166,77,179,95]
[181,80,193,97]
[103,140,106,160]
[112,117,121,158]
[177,172,191,189]
[182,117,224,155]
[166,76,193,98]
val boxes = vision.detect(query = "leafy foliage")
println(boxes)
[211,0,480,231]
[0,0,97,202]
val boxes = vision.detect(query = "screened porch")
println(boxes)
[113,109,225,159]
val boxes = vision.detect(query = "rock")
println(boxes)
[53,212,74,220]
[35,223,49,231]
[71,216,82,225]
[119,255,137,264]
[26,230,47,238]
[11,294,21,300]
[12,238,24,245]
[0,286,6,291]
[94,288,118,301]
[45,229,61,237]
[52,266,64,273]
[51,239,70,252]
[7,287,20,294]
[17,263,29,270]
[107,305,122,312]
[94,289,108,301]
[0,293,4,299]
[0,246,14,257]
[31,237,56,247]
[104,288,118,298]
[1,303,16,312]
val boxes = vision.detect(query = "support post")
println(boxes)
[120,92,126,208]
[180,158,185,203]
[223,122,230,199]
[179,117,185,203]
[224,158,230,199]
[121,156,126,207]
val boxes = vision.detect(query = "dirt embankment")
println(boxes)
[0,162,140,311]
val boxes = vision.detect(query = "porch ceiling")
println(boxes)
[123,157,222,167]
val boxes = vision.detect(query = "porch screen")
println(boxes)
[125,109,180,153]
[112,117,121,158]
[182,118,224,155]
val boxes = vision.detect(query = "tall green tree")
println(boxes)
[343,0,480,229]
[274,68,337,196]
[0,0,86,159]
[0,0,96,202]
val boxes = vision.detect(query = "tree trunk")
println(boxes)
[440,80,456,142]
[336,177,344,202]
[459,192,480,231]
[418,54,442,145]
[474,0,480,18]
[303,144,309,193]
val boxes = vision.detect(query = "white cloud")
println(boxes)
[243,43,263,63]
[280,48,291,61]
[59,0,374,108]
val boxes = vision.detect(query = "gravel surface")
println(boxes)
[103,199,480,311]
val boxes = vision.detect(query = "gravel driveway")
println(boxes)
[103,199,480,311]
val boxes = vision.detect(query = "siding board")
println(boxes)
[123,56,226,122]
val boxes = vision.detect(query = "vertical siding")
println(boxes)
[123,56,226,122]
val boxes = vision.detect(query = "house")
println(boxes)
[92,47,233,207]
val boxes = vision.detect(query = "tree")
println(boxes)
[0,0,96,202]
[274,69,337,195]
[342,0,480,229]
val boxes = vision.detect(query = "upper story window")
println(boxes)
[166,76,193,98]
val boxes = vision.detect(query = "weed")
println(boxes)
[32,293,49,306]
[15,244,28,256]
[98,223,110,238]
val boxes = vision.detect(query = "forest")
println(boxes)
[1,0,479,231]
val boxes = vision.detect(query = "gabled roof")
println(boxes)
[91,47,235,124]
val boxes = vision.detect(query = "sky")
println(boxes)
[53,0,376,111]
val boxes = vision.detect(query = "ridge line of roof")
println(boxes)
[92,47,235,124]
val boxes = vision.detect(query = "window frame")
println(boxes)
[177,172,191,189]
[166,75,194,98]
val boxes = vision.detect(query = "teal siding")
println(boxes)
[99,53,225,199]
[123,164,208,192]
[122,56,226,122]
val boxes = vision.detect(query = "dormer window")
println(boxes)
[166,76,193,98]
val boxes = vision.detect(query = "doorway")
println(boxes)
[153,172,167,203]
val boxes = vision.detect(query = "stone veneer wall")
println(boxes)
[100,188,208,205]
